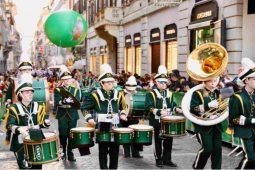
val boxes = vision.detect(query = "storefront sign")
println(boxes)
[150,28,160,42]
[133,33,141,46]
[125,35,132,47]
[190,0,218,24]
[164,23,177,40]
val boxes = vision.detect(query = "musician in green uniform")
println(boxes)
[190,76,225,169]
[145,65,182,168]
[229,58,255,169]
[53,65,81,161]
[81,64,128,169]
[4,73,50,169]
[122,76,143,158]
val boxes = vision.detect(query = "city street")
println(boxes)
[0,113,242,169]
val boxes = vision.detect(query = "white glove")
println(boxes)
[120,114,127,121]
[208,100,219,108]
[251,118,255,124]
[239,115,246,125]
[18,126,28,136]
[209,115,218,120]
[64,97,74,104]
[44,119,51,126]
[88,119,95,126]
[175,108,183,114]
[199,105,205,113]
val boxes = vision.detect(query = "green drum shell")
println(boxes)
[113,128,134,145]
[161,117,186,137]
[70,129,94,148]
[32,79,49,103]
[127,91,147,118]
[133,130,153,145]
[96,131,112,143]
[24,134,59,165]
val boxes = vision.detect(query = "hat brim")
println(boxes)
[156,78,168,82]
[16,87,34,95]
[100,77,115,82]
[61,75,72,80]
[19,66,33,70]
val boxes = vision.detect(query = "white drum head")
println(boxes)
[129,124,154,131]
[71,127,95,132]
[113,128,134,133]
[161,115,185,121]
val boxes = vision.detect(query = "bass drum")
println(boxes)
[125,90,147,118]
[32,78,50,112]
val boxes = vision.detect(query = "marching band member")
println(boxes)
[122,76,143,158]
[81,64,128,169]
[145,65,181,168]
[53,65,81,161]
[6,55,33,106]
[229,58,255,169]
[4,73,50,169]
[190,76,224,169]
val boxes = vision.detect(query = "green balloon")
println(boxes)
[44,10,88,47]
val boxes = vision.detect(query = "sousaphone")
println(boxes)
[181,43,230,126]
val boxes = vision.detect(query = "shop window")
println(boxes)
[90,56,97,74]
[166,41,178,71]
[248,0,255,14]
[191,27,214,50]
[135,46,141,75]
[125,47,132,72]
[100,55,108,66]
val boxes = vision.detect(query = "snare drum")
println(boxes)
[161,115,186,137]
[70,127,95,148]
[125,91,147,118]
[128,124,153,145]
[23,132,59,165]
[96,130,112,143]
[112,128,134,145]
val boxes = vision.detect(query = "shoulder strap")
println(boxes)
[234,94,244,114]
[16,103,26,116]
[150,91,156,107]
[195,90,204,104]
[33,102,38,114]
[92,92,101,111]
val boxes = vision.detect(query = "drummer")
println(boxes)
[190,76,224,169]
[122,76,143,158]
[53,65,81,161]
[81,64,128,169]
[145,65,182,168]
[4,73,50,169]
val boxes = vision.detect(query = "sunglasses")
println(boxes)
[157,81,167,84]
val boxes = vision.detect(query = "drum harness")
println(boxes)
[96,88,119,127]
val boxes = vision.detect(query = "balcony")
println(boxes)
[94,7,123,29]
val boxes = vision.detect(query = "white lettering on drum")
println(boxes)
[35,145,42,161]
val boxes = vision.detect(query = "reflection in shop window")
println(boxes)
[166,41,177,72]
[125,47,132,72]
[90,56,97,74]
[195,27,214,48]
[135,46,141,75]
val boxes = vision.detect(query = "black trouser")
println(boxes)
[58,116,78,156]
[193,127,222,169]
[154,126,173,162]
[236,134,255,169]
[121,119,142,157]
[14,148,42,169]
[98,142,119,169]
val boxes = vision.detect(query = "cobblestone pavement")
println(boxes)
[0,115,242,169]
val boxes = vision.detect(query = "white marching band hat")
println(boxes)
[238,58,255,82]
[60,65,72,80]
[18,55,33,70]
[154,65,168,82]
[98,64,115,82]
[15,73,34,95]
[125,76,137,91]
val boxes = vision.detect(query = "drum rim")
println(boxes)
[27,157,59,165]
[112,128,134,133]
[71,127,95,132]
[24,132,57,144]
[161,119,186,123]
[128,125,154,131]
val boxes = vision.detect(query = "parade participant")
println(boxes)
[53,65,81,161]
[229,58,255,169]
[190,76,224,169]
[6,55,33,105]
[4,73,50,169]
[145,65,181,168]
[122,76,143,158]
[81,64,128,169]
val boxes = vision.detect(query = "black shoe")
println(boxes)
[68,155,76,162]
[156,159,163,168]
[124,155,131,158]
[163,161,177,168]
[132,154,143,158]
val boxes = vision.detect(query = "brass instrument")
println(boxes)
[182,43,230,126]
